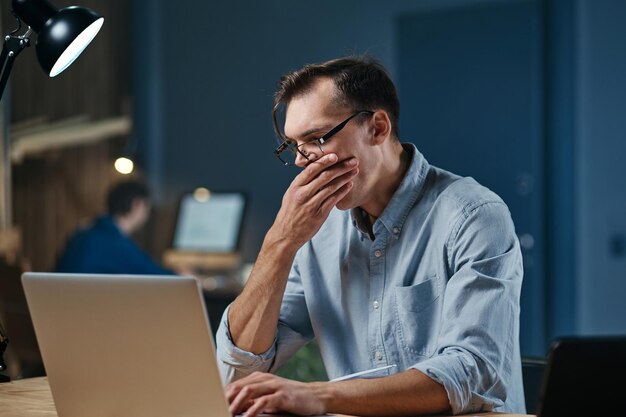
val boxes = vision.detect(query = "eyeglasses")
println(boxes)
[274,110,374,166]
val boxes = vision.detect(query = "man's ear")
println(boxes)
[371,111,392,145]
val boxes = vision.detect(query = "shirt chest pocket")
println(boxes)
[393,276,442,357]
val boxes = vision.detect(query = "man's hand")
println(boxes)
[225,369,451,417]
[226,153,358,355]
[269,153,359,250]
[226,372,327,417]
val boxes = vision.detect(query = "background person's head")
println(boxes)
[272,55,401,141]
[106,180,151,234]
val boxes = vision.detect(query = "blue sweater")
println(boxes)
[55,215,173,275]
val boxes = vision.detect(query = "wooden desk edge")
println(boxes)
[0,377,535,417]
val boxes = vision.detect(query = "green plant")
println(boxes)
[276,340,328,382]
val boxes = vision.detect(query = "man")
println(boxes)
[56,180,174,275]
[216,56,524,416]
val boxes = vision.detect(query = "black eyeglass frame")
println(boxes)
[273,109,374,166]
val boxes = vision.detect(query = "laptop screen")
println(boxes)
[173,191,246,252]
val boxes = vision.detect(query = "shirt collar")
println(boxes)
[96,215,124,236]
[350,143,430,239]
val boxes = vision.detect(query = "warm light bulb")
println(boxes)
[193,187,211,202]
[114,157,134,175]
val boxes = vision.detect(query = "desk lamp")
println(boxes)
[0,0,104,381]
[0,0,104,99]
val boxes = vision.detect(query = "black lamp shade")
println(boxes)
[11,0,56,32]
[12,0,104,77]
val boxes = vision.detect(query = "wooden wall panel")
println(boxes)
[11,139,134,271]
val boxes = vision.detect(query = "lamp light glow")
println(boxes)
[114,157,134,175]
[48,16,103,77]
[193,187,211,202]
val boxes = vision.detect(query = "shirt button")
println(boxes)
[393,227,400,234]
[373,300,380,309]
[375,351,383,361]
[374,250,382,258]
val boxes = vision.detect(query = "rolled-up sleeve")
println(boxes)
[215,304,278,382]
[215,259,315,383]
[411,201,523,414]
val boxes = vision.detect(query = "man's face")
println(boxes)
[129,198,151,232]
[283,78,375,210]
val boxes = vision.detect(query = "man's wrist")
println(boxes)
[309,381,337,415]
[263,228,301,255]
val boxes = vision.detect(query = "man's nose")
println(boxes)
[294,150,309,167]
[297,143,323,166]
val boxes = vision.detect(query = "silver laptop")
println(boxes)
[21,272,231,417]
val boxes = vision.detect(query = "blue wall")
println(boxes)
[397,0,547,356]
[132,0,626,353]
[577,0,626,334]
[131,0,511,262]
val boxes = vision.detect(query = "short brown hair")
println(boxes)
[272,56,400,139]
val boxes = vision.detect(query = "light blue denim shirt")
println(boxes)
[216,144,525,414]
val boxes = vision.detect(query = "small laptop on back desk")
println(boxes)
[536,335,626,416]
[162,191,247,273]
[21,272,232,417]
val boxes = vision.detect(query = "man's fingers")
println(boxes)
[229,385,253,415]
[225,384,242,404]
[286,169,356,223]
[226,375,323,417]
[281,167,356,231]
[225,372,265,402]
[293,154,358,193]
[318,180,354,215]
[296,163,357,207]
[241,394,281,417]
[305,157,358,192]
[229,382,275,416]
[318,167,358,194]
[292,153,339,186]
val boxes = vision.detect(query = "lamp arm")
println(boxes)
[0,28,32,102]
[0,27,29,379]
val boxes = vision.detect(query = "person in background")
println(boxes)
[55,180,174,275]
[217,56,525,416]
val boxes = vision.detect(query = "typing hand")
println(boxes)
[225,372,326,417]
[269,153,358,250]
